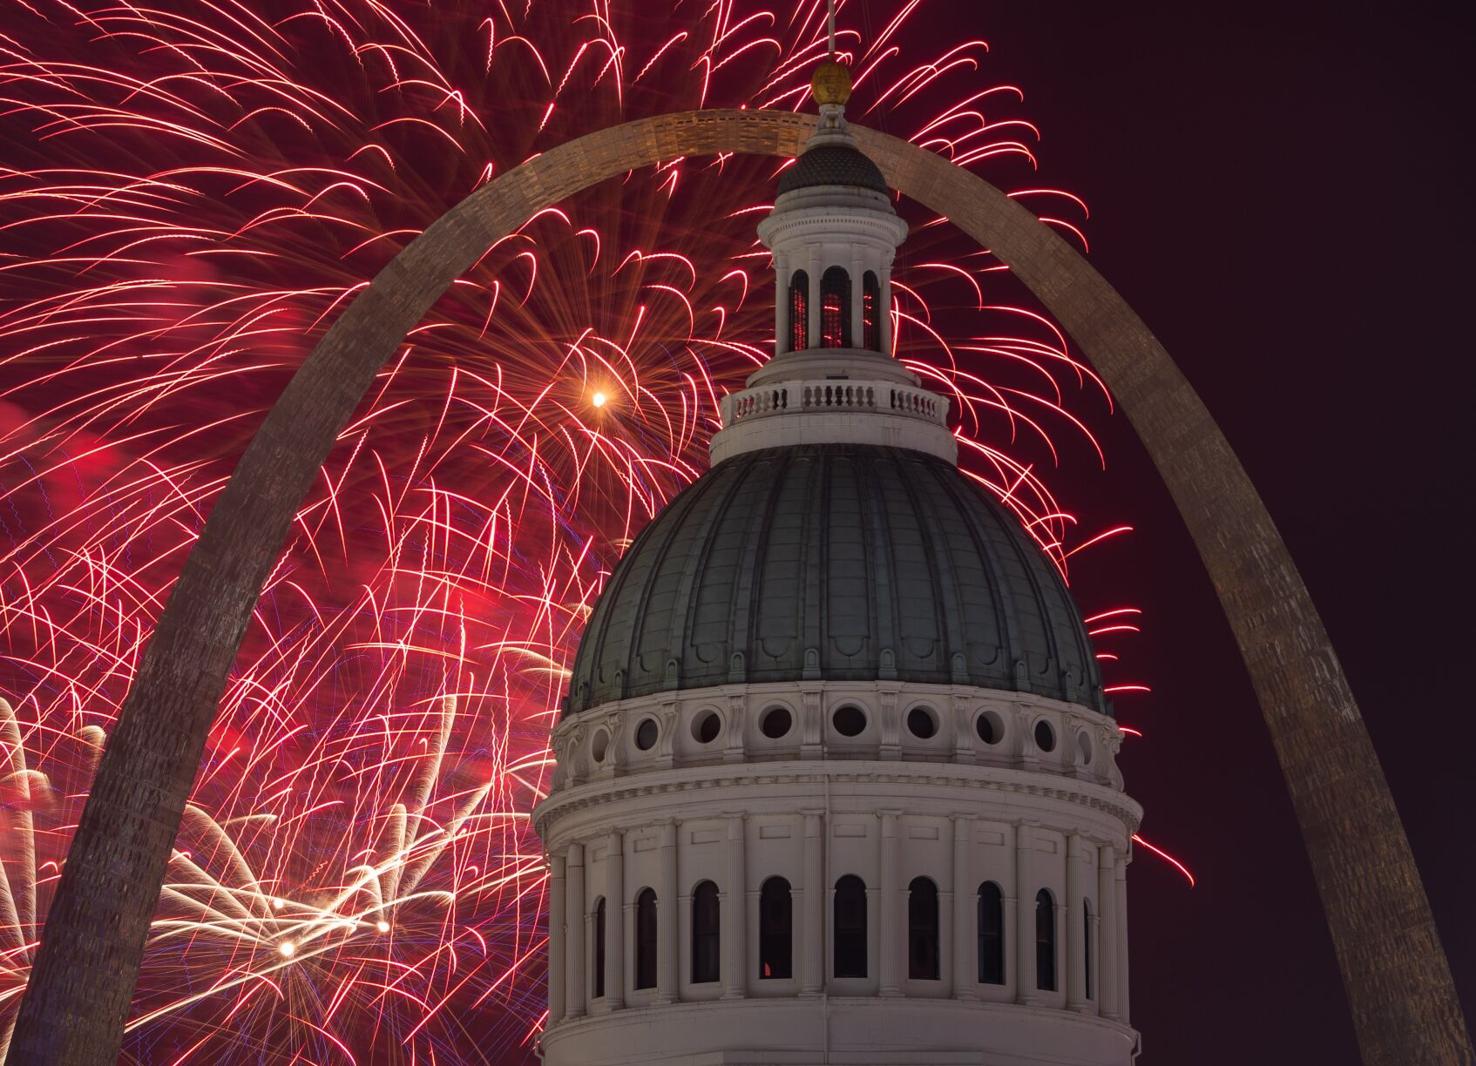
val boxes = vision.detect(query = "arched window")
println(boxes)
[977,882,1004,985]
[634,887,658,990]
[593,897,607,999]
[691,881,721,984]
[788,270,809,351]
[1035,889,1056,992]
[834,875,867,978]
[862,270,881,350]
[1083,899,1094,1000]
[759,876,792,979]
[908,876,940,980]
[820,266,851,348]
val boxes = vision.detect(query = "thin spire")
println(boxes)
[826,0,837,57]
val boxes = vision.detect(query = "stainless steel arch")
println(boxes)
[9,109,1470,1066]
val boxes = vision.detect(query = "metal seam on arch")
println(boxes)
[8,107,1468,1066]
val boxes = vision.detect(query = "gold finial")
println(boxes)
[811,59,851,107]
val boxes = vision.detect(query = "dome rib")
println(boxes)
[565,444,1106,716]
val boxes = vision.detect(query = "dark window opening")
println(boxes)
[834,875,868,978]
[1084,900,1094,1000]
[635,887,658,990]
[978,882,1004,984]
[1034,720,1056,752]
[863,271,881,350]
[906,705,937,739]
[692,881,721,984]
[820,266,851,348]
[593,897,606,998]
[832,704,866,737]
[759,876,793,979]
[788,270,809,351]
[760,705,793,739]
[1036,889,1056,992]
[908,876,940,980]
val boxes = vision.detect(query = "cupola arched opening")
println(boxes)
[834,874,867,978]
[820,266,851,348]
[787,270,809,352]
[593,897,607,999]
[635,887,658,990]
[759,876,793,979]
[691,880,720,984]
[908,876,940,980]
[1035,888,1057,992]
[978,881,1004,985]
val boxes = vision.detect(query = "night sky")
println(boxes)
[942,3,1476,1062]
[5,2,1473,1061]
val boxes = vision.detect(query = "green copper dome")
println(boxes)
[777,143,889,195]
[565,444,1105,716]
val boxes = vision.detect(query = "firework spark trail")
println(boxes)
[0,1,1176,1061]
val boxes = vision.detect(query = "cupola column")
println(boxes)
[802,810,825,994]
[849,245,866,346]
[1116,852,1131,1022]
[605,830,625,1009]
[881,269,894,354]
[879,810,901,995]
[773,254,788,355]
[657,820,678,1003]
[1066,833,1088,1011]
[1015,822,1036,1003]
[806,246,821,349]
[723,814,747,998]
[1098,843,1120,1018]
[548,852,566,1023]
[564,843,586,1019]
[952,815,975,999]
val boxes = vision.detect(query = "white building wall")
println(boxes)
[537,678,1140,1065]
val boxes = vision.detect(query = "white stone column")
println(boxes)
[849,246,865,347]
[881,268,895,354]
[806,248,821,346]
[723,814,747,998]
[605,830,625,1010]
[548,852,566,1024]
[1001,822,1018,1000]
[1116,851,1131,1022]
[1066,834,1086,1011]
[775,255,789,354]
[565,843,586,1018]
[658,820,678,1003]
[952,815,975,999]
[1098,843,1119,1019]
[802,810,824,994]
[1015,822,1035,1003]
[879,810,900,995]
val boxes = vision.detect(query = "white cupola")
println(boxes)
[709,63,956,466]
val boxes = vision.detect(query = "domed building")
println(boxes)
[534,64,1141,1066]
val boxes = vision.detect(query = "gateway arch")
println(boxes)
[8,109,1469,1066]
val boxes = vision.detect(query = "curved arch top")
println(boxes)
[7,109,1469,1066]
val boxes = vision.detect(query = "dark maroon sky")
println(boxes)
[924,2,1476,1062]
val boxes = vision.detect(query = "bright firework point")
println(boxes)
[591,391,608,409]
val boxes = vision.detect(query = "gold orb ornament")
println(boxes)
[811,60,851,106]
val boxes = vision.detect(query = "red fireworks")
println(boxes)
[0,1,1173,1061]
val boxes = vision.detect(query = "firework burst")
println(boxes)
[0,1,1166,1061]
